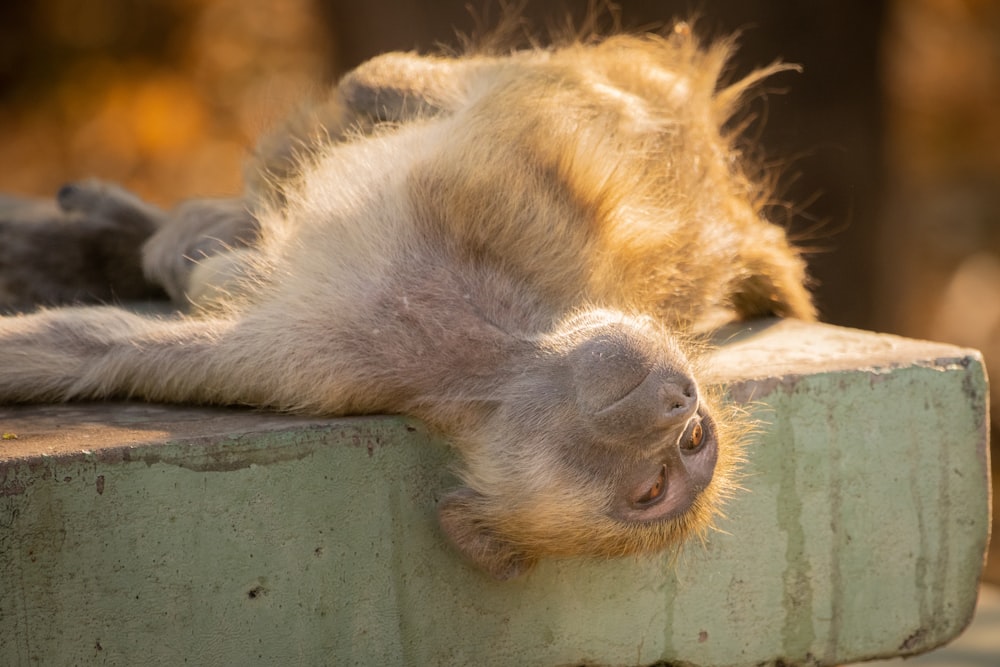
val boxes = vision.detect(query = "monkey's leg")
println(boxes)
[0,182,166,311]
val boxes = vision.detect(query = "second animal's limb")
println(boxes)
[0,180,263,313]
[59,180,262,311]
[0,182,165,310]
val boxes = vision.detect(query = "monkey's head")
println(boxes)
[438,310,742,580]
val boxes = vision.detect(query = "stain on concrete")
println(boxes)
[898,627,928,653]
[0,477,25,496]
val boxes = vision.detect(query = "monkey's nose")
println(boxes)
[658,379,697,425]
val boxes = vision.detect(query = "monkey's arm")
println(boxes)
[0,307,242,405]
[0,304,358,412]
[0,281,518,417]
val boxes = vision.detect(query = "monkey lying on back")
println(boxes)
[0,28,814,580]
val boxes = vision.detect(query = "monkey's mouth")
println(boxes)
[613,411,718,523]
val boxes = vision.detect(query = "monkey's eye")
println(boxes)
[634,464,667,507]
[680,418,704,451]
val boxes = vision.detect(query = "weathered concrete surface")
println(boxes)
[865,583,1000,667]
[0,320,991,666]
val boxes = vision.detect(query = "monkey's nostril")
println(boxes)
[660,380,697,423]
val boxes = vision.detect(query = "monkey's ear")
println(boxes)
[437,488,537,581]
[338,53,464,123]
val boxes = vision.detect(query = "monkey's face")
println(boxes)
[567,320,718,524]
[438,312,737,580]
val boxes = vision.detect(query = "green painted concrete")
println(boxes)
[0,320,991,666]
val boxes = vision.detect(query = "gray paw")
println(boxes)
[0,184,167,311]
[57,179,167,231]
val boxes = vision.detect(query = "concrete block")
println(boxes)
[0,320,990,666]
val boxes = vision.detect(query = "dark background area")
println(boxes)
[0,0,996,578]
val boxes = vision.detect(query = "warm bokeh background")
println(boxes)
[0,0,996,578]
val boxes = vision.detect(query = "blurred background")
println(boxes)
[0,0,996,581]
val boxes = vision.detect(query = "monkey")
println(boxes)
[0,28,814,580]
